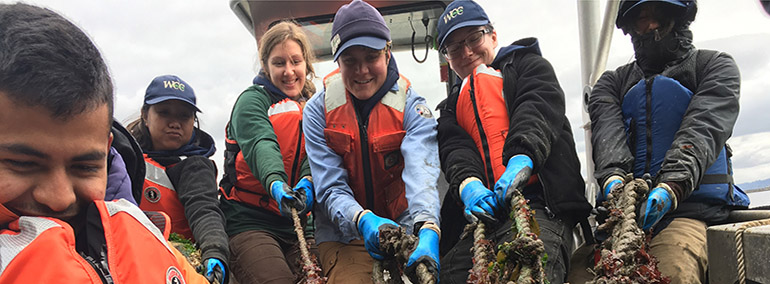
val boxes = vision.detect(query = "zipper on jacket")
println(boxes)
[538,176,556,219]
[80,251,114,284]
[468,74,496,188]
[290,122,304,184]
[355,109,375,210]
[644,77,655,176]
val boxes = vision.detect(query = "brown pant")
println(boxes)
[567,217,708,284]
[229,230,318,284]
[649,218,708,284]
[318,240,375,283]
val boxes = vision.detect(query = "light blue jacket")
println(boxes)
[303,81,441,244]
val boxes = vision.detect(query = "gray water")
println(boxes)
[748,191,770,208]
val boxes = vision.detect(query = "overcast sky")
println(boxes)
[10,0,770,186]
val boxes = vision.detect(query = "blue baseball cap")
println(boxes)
[437,0,491,49]
[144,75,200,112]
[330,0,391,61]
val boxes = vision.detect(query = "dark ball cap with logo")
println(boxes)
[437,0,491,49]
[144,74,200,112]
[330,0,391,61]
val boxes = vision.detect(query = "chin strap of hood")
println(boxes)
[631,25,694,75]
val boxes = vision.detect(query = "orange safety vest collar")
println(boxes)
[0,200,197,283]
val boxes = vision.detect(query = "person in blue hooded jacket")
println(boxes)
[434,1,591,283]
[588,0,749,282]
[303,1,442,282]
[127,75,230,284]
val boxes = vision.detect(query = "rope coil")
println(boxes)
[733,218,770,284]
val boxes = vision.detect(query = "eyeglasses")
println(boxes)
[440,28,490,59]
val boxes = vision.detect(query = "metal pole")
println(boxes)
[577,0,620,209]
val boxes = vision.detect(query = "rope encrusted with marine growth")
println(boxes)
[467,189,547,284]
[589,178,669,284]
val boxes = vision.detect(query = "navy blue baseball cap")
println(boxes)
[144,75,200,112]
[330,0,391,61]
[437,0,491,49]
[617,0,689,28]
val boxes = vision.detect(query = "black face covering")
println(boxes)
[631,25,694,75]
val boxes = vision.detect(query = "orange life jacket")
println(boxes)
[0,200,206,284]
[139,154,193,240]
[456,65,538,188]
[220,97,306,216]
[322,69,410,221]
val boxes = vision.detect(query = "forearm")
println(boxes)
[403,92,441,225]
[437,108,486,197]
[303,94,362,237]
[659,53,740,196]
[230,87,288,187]
[169,156,229,262]
[588,70,634,184]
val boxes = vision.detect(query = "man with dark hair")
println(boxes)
[0,3,207,283]
[589,0,749,282]
[434,1,591,283]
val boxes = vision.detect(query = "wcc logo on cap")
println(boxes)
[442,6,464,24]
[162,80,186,92]
[143,74,201,112]
[436,0,491,48]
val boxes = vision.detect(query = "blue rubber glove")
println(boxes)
[406,224,440,283]
[293,176,314,214]
[459,179,498,224]
[637,183,677,231]
[270,181,305,216]
[598,175,624,204]
[204,258,227,284]
[494,155,533,208]
[356,210,399,260]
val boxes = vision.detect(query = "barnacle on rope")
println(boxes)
[588,178,670,284]
[292,208,327,284]
[374,226,436,284]
[468,190,548,284]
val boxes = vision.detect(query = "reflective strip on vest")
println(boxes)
[380,78,409,112]
[0,217,61,273]
[144,160,175,191]
[325,72,348,112]
[268,99,301,117]
[105,199,173,254]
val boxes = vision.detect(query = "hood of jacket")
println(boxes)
[491,37,542,69]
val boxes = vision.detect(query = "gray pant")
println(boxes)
[439,205,574,284]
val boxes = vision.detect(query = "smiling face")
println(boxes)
[444,26,498,79]
[0,91,111,222]
[143,100,195,151]
[266,39,307,100]
[337,45,389,100]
